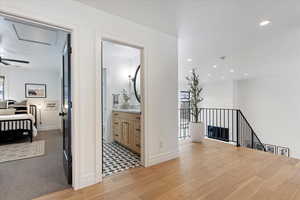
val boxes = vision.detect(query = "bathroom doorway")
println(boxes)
[101,40,144,177]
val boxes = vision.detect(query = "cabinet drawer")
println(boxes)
[112,119,121,142]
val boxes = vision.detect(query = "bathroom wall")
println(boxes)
[104,56,140,106]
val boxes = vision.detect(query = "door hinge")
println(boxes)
[69,46,72,54]
[69,101,72,109]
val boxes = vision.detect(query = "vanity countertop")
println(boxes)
[112,108,141,114]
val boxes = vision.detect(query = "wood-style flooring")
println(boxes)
[34,139,300,200]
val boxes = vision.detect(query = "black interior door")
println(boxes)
[61,34,72,184]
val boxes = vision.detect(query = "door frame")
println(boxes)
[95,34,149,182]
[0,11,79,189]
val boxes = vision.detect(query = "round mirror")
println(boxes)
[133,65,141,103]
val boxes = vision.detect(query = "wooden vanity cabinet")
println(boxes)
[112,111,141,154]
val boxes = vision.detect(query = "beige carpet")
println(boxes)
[0,131,70,200]
[0,140,45,163]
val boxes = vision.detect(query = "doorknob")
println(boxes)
[59,112,67,116]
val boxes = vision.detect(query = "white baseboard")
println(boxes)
[148,150,179,166]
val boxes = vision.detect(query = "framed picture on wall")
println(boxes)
[264,144,276,154]
[25,83,47,98]
[277,146,290,157]
[180,91,190,101]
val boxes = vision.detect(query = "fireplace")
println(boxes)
[207,126,229,142]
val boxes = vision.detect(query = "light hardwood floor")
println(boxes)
[34,139,300,200]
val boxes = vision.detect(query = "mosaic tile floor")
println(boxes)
[103,142,141,177]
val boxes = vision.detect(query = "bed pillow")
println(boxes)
[8,100,28,109]
[13,100,28,106]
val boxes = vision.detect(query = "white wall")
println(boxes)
[2,68,61,131]
[200,80,236,109]
[104,51,140,107]
[180,80,236,108]
[0,0,178,189]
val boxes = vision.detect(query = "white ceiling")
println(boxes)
[74,0,178,36]
[0,16,68,72]
[74,0,300,85]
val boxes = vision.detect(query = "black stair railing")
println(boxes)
[237,110,266,151]
[179,108,190,139]
[178,108,266,152]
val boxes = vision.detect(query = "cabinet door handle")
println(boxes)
[114,122,119,125]
[136,144,141,147]
[115,134,119,136]
[136,117,140,120]
[136,128,141,131]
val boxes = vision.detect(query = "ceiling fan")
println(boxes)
[0,56,30,67]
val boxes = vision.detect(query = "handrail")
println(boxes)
[237,110,255,133]
[237,110,266,151]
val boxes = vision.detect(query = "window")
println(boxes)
[0,76,5,101]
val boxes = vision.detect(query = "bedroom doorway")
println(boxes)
[0,13,73,199]
[101,40,144,177]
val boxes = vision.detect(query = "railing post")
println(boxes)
[251,130,254,149]
[236,110,240,147]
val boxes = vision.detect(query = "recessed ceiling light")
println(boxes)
[221,76,225,80]
[208,73,211,77]
[244,73,249,76]
[213,65,217,68]
[187,58,192,62]
[230,69,235,73]
[260,20,271,27]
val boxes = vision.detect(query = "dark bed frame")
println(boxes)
[0,105,37,143]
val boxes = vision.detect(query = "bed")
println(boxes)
[0,105,37,143]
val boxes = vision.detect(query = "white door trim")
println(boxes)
[95,31,150,182]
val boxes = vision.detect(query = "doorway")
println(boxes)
[0,14,73,199]
[101,40,144,177]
